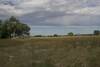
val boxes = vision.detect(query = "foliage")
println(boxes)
[68,32,74,36]
[34,35,43,37]
[94,30,100,35]
[0,20,2,37]
[0,16,30,38]
[53,34,58,37]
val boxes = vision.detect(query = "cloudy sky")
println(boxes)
[0,0,100,33]
[0,0,100,26]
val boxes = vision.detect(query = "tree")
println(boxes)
[68,32,74,36]
[0,19,2,30]
[34,35,42,37]
[15,23,30,36]
[0,21,11,38]
[0,16,30,38]
[0,19,2,24]
[0,20,2,37]
[53,34,58,37]
[9,16,19,22]
[94,30,100,35]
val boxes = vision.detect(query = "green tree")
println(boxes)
[0,16,30,38]
[0,20,2,37]
[0,20,11,38]
[53,34,58,37]
[15,23,30,36]
[94,30,100,35]
[68,32,74,36]
[9,16,19,22]
[0,20,2,30]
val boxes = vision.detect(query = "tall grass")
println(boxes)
[0,36,100,67]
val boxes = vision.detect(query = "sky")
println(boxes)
[0,0,100,35]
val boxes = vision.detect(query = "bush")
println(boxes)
[34,35,43,37]
[68,32,74,36]
[53,34,58,37]
[94,30,100,35]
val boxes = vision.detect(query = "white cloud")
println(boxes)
[0,4,25,16]
[1,0,100,16]
[18,0,48,8]
[73,6,100,15]
[0,0,100,26]
[0,0,49,16]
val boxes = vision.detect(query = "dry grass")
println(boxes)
[0,36,100,67]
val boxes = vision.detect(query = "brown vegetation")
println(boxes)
[0,36,100,67]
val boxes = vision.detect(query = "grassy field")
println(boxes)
[0,36,100,67]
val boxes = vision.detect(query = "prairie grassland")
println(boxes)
[0,36,100,67]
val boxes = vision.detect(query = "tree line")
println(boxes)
[0,16,30,38]
[94,30,100,35]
